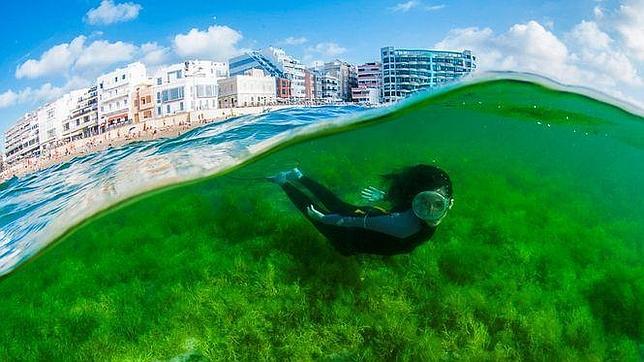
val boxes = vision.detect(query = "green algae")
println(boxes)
[0,79,642,361]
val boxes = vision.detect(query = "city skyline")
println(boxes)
[0,0,642,143]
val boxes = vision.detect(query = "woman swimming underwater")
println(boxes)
[269,164,454,256]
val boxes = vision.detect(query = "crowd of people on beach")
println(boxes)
[0,110,240,182]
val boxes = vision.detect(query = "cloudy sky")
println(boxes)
[0,0,642,145]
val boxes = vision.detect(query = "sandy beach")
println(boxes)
[0,105,293,182]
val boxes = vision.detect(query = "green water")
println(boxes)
[1,80,642,360]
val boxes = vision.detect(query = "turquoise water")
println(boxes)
[0,106,364,275]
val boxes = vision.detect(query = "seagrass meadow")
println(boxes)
[0,79,642,361]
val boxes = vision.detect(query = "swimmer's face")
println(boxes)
[412,188,453,226]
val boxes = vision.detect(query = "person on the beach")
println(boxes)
[269,164,453,256]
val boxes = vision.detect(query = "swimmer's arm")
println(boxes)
[317,211,422,239]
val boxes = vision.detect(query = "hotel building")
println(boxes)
[319,60,357,102]
[97,62,148,131]
[320,74,340,101]
[352,62,382,104]
[62,86,99,141]
[38,90,85,152]
[4,112,40,164]
[131,81,155,123]
[217,69,276,108]
[381,47,476,103]
[152,60,227,117]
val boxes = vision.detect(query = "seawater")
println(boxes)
[0,106,364,275]
[0,76,642,360]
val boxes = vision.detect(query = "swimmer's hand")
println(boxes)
[361,186,386,202]
[306,205,325,220]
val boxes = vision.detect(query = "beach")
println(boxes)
[0,105,295,182]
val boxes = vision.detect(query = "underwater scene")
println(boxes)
[0,77,642,360]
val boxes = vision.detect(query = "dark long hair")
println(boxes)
[384,164,453,212]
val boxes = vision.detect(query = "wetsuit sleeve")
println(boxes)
[318,210,422,239]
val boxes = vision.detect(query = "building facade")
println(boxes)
[320,60,357,101]
[304,69,315,100]
[276,78,291,99]
[131,82,155,123]
[38,90,84,152]
[63,86,99,141]
[229,51,285,78]
[261,47,306,99]
[381,46,476,103]
[320,74,340,101]
[97,62,148,131]
[152,60,227,118]
[352,62,382,104]
[218,69,276,108]
[4,112,40,165]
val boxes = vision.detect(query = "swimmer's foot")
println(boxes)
[267,167,303,185]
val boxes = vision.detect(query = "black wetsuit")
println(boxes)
[281,176,436,256]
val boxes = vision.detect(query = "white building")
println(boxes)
[38,90,85,152]
[261,47,306,99]
[218,69,276,108]
[152,60,228,117]
[320,73,340,101]
[63,85,99,141]
[97,62,148,131]
[4,112,40,165]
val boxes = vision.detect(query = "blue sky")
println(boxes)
[0,0,642,148]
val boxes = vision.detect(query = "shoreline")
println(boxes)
[0,105,295,182]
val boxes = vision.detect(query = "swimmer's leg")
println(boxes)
[280,182,320,217]
[297,176,356,214]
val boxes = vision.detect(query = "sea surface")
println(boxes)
[0,105,364,275]
[0,74,642,360]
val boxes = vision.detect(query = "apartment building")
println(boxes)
[381,47,476,103]
[3,112,40,164]
[131,82,155,123]
[97,62,148,131]
[319,60,357,101]
[62,86,99,141]
[352,62,382,104]
[218,69,276,108]
[152,60,227,117]
[38,90,85,152]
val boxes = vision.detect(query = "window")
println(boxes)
[157,92,161,103]
[179,102,184,111]
[157,78,162,85]
[195,84,216,98]
[157,106,162,115]
[166,105,171,114]
[122,74,126,80]
[161,87,184,102]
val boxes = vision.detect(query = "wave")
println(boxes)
[0,72,642,277]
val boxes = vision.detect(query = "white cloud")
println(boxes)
[15,37,162,80]
[435,16,643,107]
[281,36,308,46]
[612,0,644,60]
[86,0,142,25]
[75,40,137,69]
[425,4,445,11]
[173,24,244,61]
[15,36,86,79]
[390,1,444,12]
[139,42,171,65]
[437,22,573,78]
[0,90,18,109]
[567,20,612,50]
[308,42,347,57]
[0,82,72,110]
[390,1,419,12]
